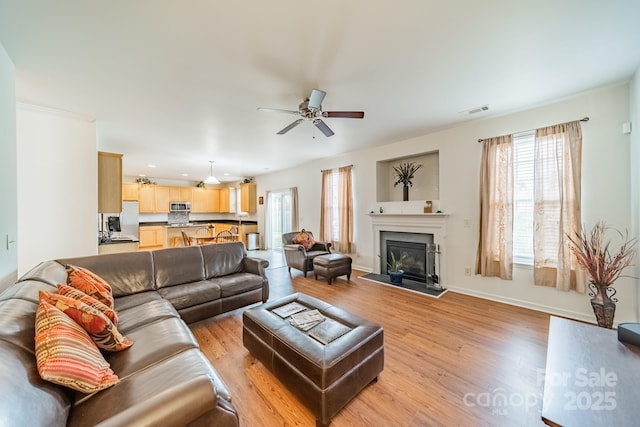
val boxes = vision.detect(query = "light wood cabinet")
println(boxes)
[218,187,236,213]
[154,186,171,213]
[122,183,139,201]
[239,224,258,247]
[211,188,221,212]
[98,242,138,254]
[191,188,208,213]
[98,152,123,213]
[240,183,257,213]
[138,185,171,213]
[138,185,156,213]
[169,186,192,203]
[191,188,220,213]
[138,184,236,214]
[138,225,166,248]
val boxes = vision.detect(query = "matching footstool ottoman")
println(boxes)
[313,253,352,284]
[242,293,384,427]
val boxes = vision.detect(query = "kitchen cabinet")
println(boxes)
[138,185,170,213]
[122,183,139,201]
[238,224,258,248]
[154,186,171,213]
[98,241,138,254]
[219,187,236,213]
[98,151,123,213]
[240,183,256,213]
[191,188,220,213]
[169,186,192,203]
[138,185,155,213]
[138,226,166,249]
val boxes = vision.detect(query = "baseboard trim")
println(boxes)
[354,267,596,325]
[441,285,596,325]
[352,264,371,273]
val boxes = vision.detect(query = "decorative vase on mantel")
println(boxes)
[402,185,409,202]
[589,282,617,329]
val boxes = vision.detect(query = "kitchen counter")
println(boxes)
[139,220,257,227]
[98,238,139,255]
[99,238,139,245]
[98,234,139,245]
[158,222,258,248]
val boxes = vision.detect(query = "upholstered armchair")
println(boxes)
[282,230,331,277]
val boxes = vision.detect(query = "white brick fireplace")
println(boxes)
[369,213,449,285]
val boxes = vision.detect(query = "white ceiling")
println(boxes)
[1,1,639,183]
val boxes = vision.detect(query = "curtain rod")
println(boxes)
[320,164,353,172]
[477,117,589,143]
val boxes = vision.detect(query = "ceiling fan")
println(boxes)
[257,89,364,137]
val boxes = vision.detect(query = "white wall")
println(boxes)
[630,67,640,320]
[257,83,636,323]
[17,104,97,275]
[0,43,17,292]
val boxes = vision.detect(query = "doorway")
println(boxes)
[267,188,297,249]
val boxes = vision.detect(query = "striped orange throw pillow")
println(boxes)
[39,291,132,352]
[35,300,119,393]
[65,264,114,309]
[56,283,119,325]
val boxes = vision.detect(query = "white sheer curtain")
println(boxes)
[264,187,298,250]
[264,190,273,250]
[475,135,514,279]
[533,121,585,292]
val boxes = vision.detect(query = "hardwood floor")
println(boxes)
[190,250,550,427]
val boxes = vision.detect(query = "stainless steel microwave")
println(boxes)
[169,201,191,212]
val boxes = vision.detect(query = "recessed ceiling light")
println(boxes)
[223,173,230,176]
[147,164,156,168]
[181,173,189,177]
[138,174,146,177]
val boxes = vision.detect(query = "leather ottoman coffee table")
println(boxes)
[242,293,384,427]
[313,253,352,284]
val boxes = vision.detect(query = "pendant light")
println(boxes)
[204,161,220,184]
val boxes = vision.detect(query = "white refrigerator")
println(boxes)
[119,202,139,240]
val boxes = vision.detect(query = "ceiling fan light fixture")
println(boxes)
[204,161,220,184]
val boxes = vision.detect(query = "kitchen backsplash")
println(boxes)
[168,211,189,225]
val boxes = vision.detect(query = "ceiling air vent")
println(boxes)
[459,105,489,115]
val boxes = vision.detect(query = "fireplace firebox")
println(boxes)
[381,231,438,285]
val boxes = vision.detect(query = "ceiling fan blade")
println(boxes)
[277,119,304,135]
[257,107,299,115]
[313,119,335,137]
[323,111,365,119]
[308,89,326,109]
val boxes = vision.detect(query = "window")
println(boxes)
[477,120,582,290]
[328,170,340,241]
[320,166,353,253]
[513,131,535,264]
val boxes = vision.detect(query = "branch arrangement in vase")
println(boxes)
[567,221,637,287]
[392,162,423,188]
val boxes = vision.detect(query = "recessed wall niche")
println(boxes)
[376,151,439,202]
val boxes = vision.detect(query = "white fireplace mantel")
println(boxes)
[369,213,449,284]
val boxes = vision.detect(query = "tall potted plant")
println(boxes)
[567,221,637,328]
[392,161,423,201]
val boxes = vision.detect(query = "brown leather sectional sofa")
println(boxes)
[0,242,269,427]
